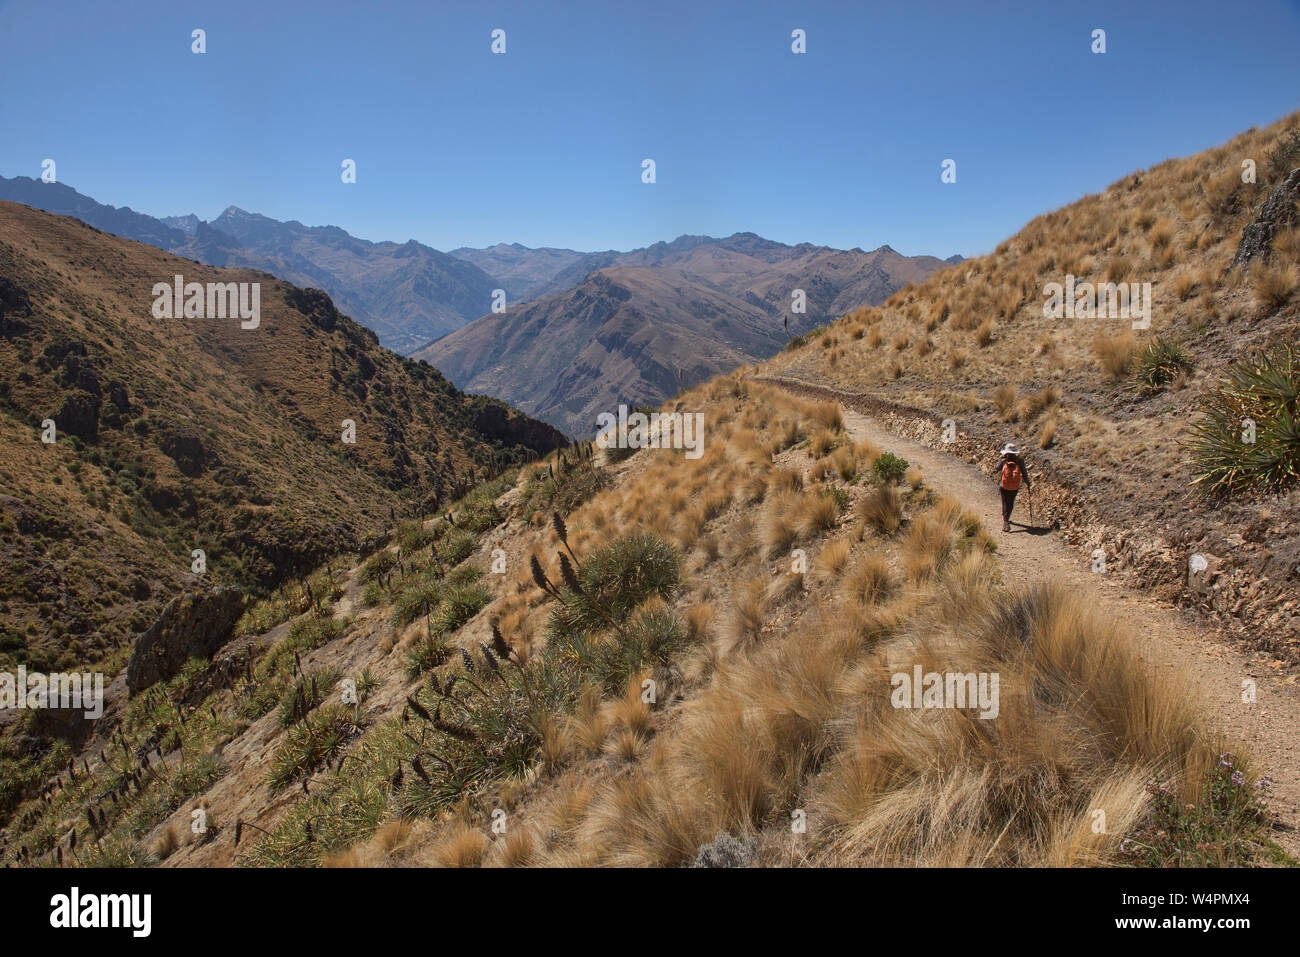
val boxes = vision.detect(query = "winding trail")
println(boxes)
[766,376,1300,858]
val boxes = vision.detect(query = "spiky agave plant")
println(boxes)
[1188,345,1300,496]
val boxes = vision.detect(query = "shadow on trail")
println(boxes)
[1007,521,1054,536]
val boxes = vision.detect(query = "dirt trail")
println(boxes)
[769,377,1300,857]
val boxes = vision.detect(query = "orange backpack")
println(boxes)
[1000,460,1021,491]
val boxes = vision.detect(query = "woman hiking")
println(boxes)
[996,442,1030,532]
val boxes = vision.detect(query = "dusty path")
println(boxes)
[768,376,1300,858]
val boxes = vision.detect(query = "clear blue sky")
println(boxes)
[2,0,1298,258]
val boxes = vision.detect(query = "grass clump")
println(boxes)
[545,533,681,636]
[1189,344,1300,496]
[1132,337,1192,391]
[268,704,363,790]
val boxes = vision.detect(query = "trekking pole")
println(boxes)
[1028,489,1034,528]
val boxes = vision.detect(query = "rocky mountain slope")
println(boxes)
[0,201,564,678]
[417,235,957,435]
[0,178,502,354]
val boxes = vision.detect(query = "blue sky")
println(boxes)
[2,0,1298,258]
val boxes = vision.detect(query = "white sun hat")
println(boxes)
[1001,442,1019,456]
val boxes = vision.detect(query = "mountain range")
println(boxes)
[418,236,959,434]
[0,175,960,434]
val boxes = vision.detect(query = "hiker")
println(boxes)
[996,442,1030,532]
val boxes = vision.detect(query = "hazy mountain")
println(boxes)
[447,242,595,301]
[415,234,958,435]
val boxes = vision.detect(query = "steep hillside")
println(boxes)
[418,235,955,435]
[416,268,782,435]
[0,179,503,354]
[5,375,1286,870]
[0,201,564,673]
[761,112,1300,662]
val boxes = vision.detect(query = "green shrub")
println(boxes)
[268,705,362,790]
[430,581,492,635]
[521,459,612,519]
[435,528,478,567]
[395,520,434,553]
[277,668,340,727]
[1189,345,1299,496]
[406,632,449,678]
[359,550,397,584]
[872,451,910,485]
[547,533,681,637]
[1133,337,1192,391]
[392,577,442,628]
[558,602,687,693]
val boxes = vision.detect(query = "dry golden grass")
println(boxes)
[1275,225,1300,262]
[905,466,924,489]
[839,554,892,608]
[992,384,1017,420]
[853,439,881,467]
[1093,332,1139,378]
[830,446,857,481]
[901,508,958,583]
[974,318,996,347]
[685,602,714,643]
[487,824,536,867]
[609,674,654,735]
[1172,270,1198,301]
[1149,218,1175,249]
[1251,261,1298,311]
[569,685,610,754]
[431,826,488,868]
[857,483,902,536]
[762,493,800,558]
[805,400,843,432]
[815,539,853,580]
[726,577,769,653]
[809,428,836,458]
[1020,386,1060,421]
[1039,415,1058,449]
[794,490,840,538]
[813,582,1216,866]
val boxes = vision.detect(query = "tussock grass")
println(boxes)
[857,484,902,536]
[1093,333,1140,379]
[1251,261,1298,311]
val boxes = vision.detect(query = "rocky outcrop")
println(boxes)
[125,587,246,693]
[1233,166,1300,267]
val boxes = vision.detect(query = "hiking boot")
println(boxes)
[1003,520,1010,532]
